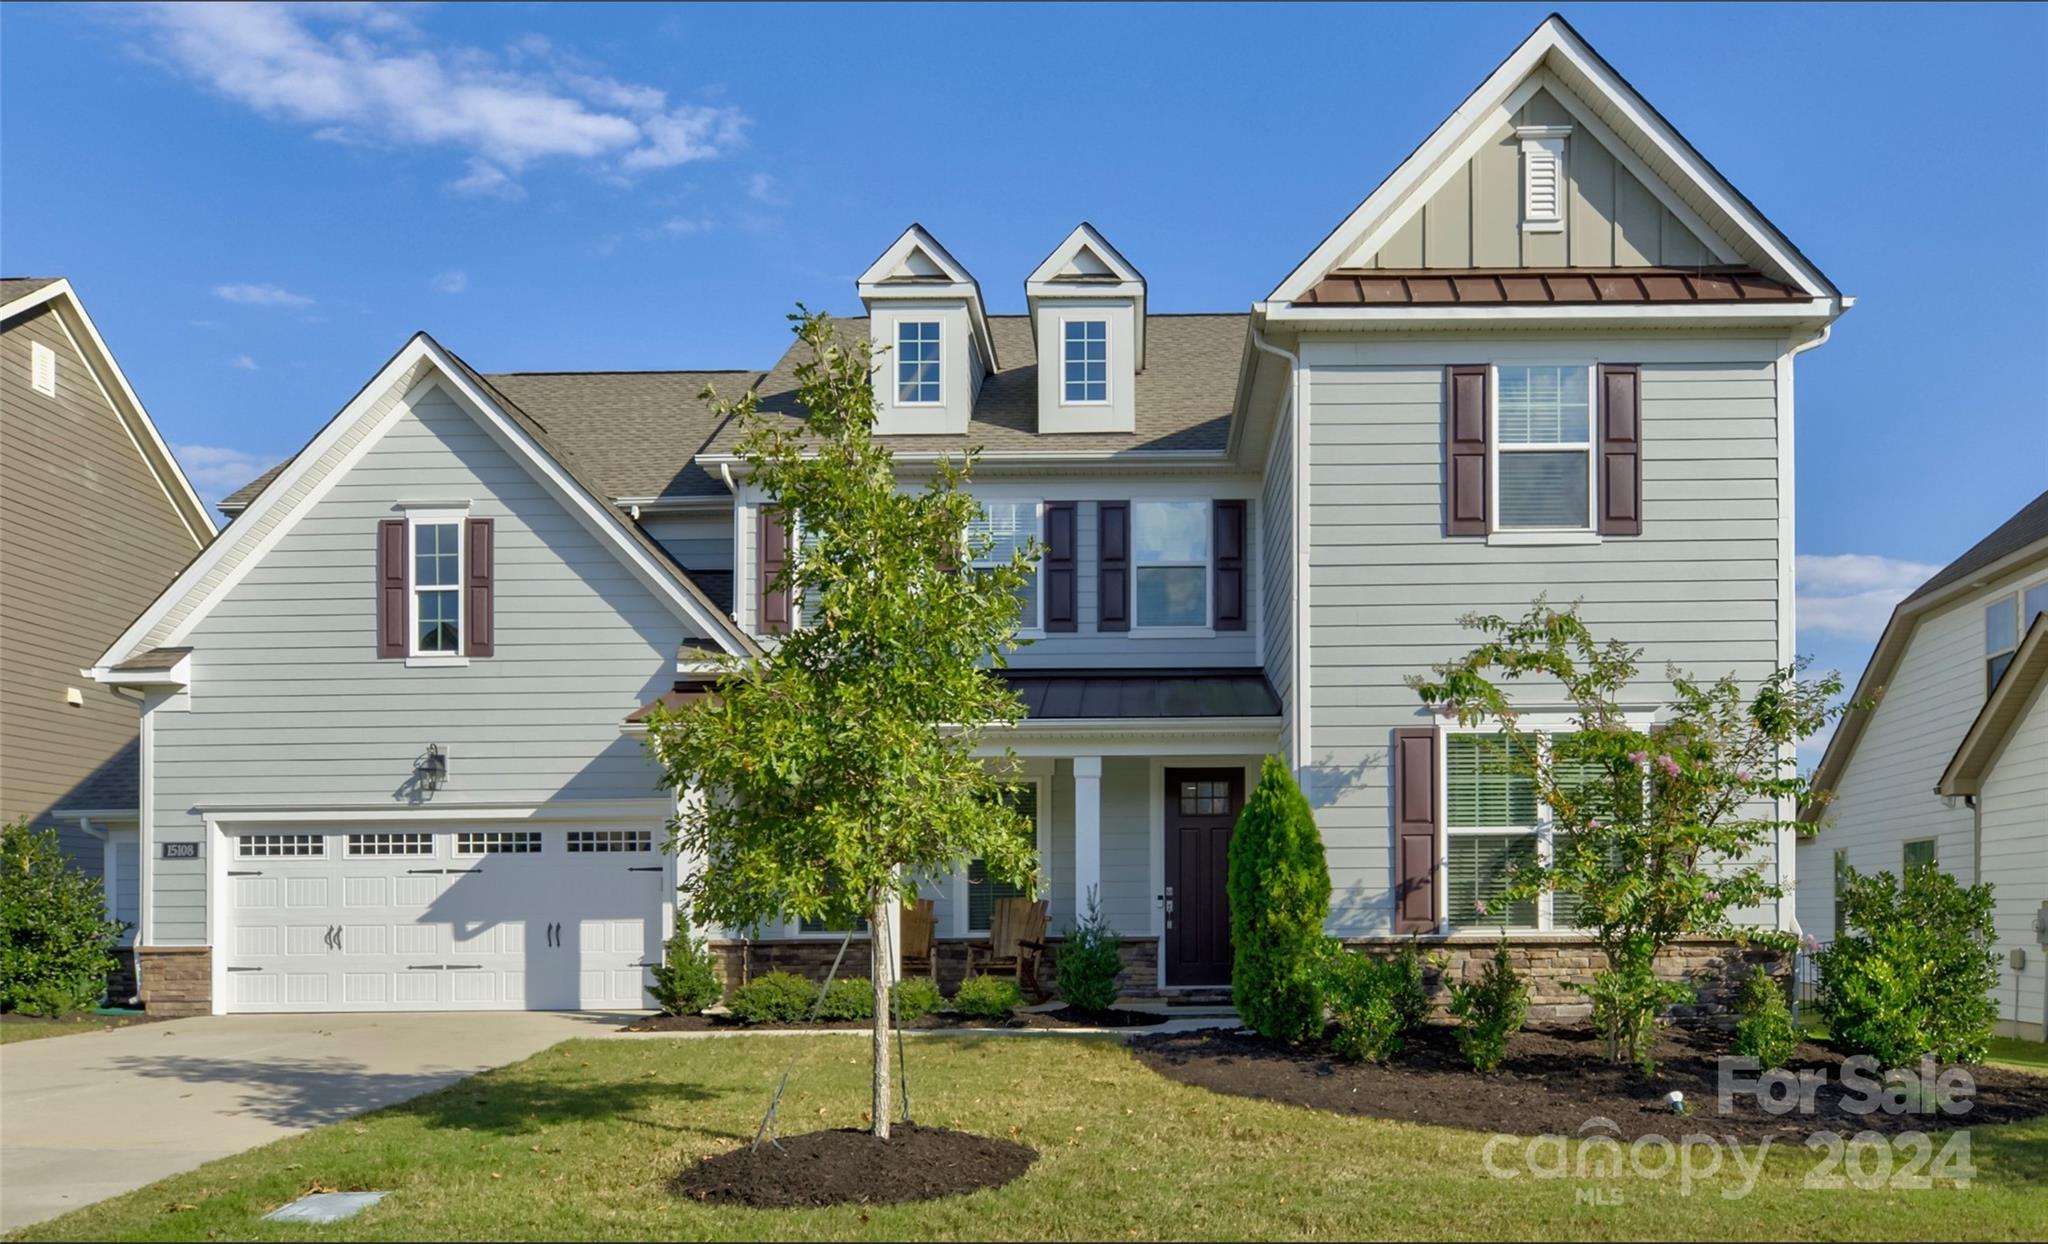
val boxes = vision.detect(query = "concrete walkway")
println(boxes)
[0,1010,615,1232]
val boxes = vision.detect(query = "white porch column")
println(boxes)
[1073,756,1103,925]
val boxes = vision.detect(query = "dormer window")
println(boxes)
[1062,320,1108,404]
[897,321,942,405]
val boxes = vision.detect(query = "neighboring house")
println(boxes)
[96,15,1847,1017]
[1,277,217,994]
[1799,492,2048,1040]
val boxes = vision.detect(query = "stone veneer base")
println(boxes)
[136,946,211,1017]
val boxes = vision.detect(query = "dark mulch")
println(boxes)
[1130,1024,2048,1143]
[623,1005,1165,1034]
[673,1124,1037,1208]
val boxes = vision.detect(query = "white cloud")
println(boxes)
[1796,552,1941,640]
[429,269,468,294]
[745,172,785,206]
[214,282,313,307]
[229,354,259,370]
[448,157,526,200]
[172,442,277,509]
[129,3,746,194]
[656,216,712,237]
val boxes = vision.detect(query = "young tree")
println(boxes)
[1408,599,1848,1073]
[1227,755,1332,1042]
[646,310,1038,1139]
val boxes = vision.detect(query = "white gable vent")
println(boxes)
[30,341,56,396]
[1517,125,1571,233]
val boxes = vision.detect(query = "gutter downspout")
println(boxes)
[1249,322,1308,777]
[1777,320,1834,935]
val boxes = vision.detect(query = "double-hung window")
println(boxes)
[1062,319,1107,404]
[1133,500,1209,628]
[1985,596,2020,693]
[969,501,1041,630]
[410,511,464,655]
[1494,364,1594,531]
[1445,732,1592,931]
[897,321,942,404]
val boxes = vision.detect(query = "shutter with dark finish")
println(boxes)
[465,518,494,657]
[1097,501,1130,632]
[1391,727,1441,934]
[1598,364,1643,536]
[1213,499,1247,631]
[757,507,791,635]
[1043,502,1077,632]
[1444,365,1490,536]
[376,519,407,658]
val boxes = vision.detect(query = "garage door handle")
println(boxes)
[407,963,445,971]
[226,966,261,973]
[446,964,483,971]
[227,870,264,877]
[407,868,445,875]
[626,866,662,873]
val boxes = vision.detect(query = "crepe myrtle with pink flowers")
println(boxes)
[1409,599,1854,1073]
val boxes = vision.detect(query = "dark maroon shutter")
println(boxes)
[1444,365,1489,536]
[1392,727,1440,934]
[1598,364,1643,536]
[758,507,791,635]
[465,518,494,657]
[1213,499,1246,631]
[376,519,406,658]
[1044,502,1077,632]
[1097,501,1130,632]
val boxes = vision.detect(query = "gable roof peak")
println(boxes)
[856,223,997,369]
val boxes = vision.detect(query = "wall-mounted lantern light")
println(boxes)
[418,744,447,793]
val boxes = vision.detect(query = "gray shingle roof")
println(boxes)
[0,277,61,307]
[708,313,1246,456]
[1902,489,2048,606]
[49,737,140,814]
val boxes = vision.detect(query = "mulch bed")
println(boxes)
[674,1124,1037,1207]
[623,1005,1166,1034]
[1130,1024,2048,1143]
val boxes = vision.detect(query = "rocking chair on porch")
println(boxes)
[964,896,1049,997]
[899,899,938,980]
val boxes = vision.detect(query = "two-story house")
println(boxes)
[1798,492,2048,1040]
[94,15,1846,1017]
[2,277,217,999]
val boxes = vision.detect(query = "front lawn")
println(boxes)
[0,1011,153,1045]
[15,1034,2046,1242]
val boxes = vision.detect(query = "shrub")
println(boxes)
[953,974,1023,1021]
[1818,864,2000,1066]
[0,821,121,1016]
[1580,950,1690,1077]
[892,975,943,1021]
[1055,888,1123,1013]
[815,976,875,1022]
[645,920,721,1016]
[728,970,820,1025]
[1733,965,1799,1070]
[1447,940,1528,1073]
[1227,756,1333,1042]
[1320,945,1427,1063]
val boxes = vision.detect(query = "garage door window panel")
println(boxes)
[239,834,325,858]
[566,830,654,853]
[455,831,543,855]
[346,832,435,857]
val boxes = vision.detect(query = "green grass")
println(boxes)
[13,1034,2046,1242]
[0,1012,150,1045]
[1986,1036,2048,1075]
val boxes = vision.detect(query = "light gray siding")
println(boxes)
[148,383,693,943]
[1303,337,1784,936]
[1260,407,1296,762]
[641,513,733,571]
[1979,681,2047,1036]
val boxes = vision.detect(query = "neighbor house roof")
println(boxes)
[1937,614,2048,798]
[49,738,140,816]
[1296,266,1804,307]
[1805,489,2048,817]
[221,368,760,511]
[704,313,1244,459]
[0,277,61,303]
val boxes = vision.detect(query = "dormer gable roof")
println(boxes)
[857,224,998,370]
[1026,223,1148,368]
[1267,13,1843,308]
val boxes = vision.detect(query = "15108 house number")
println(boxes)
[161,841,200,860]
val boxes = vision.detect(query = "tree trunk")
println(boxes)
[870,896,892,1140]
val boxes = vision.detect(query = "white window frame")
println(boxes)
[1131,499,1213,634]
[1489,362,1599,541]
[1985,594,2022,694]
[970,499,1043,635]
[954,774,1051,937]
[406,506,468,665]
[895,319,943,406]
[1059,316,1110,406]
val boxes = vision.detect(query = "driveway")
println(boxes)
[0,1010,615,1232]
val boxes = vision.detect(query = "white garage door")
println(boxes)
[223,826,667,1013]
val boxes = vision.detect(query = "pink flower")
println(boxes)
[1737,767,1753,782]
[1473,898,1489,915]
[1704,888,1721,903]
[1628,751,1649,765]
[1656,754,1681,777]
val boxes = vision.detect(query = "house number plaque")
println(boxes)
[161,841,200,860]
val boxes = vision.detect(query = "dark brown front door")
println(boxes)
[1164,767,1244,988]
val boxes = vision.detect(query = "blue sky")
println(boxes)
[4,2,2044,729]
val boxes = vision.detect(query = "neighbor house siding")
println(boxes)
[1302,336,1784,936]
[641,513,733,572]
[0,302,206,871]
[146,383,693,943]
[1978,681,2047,1037]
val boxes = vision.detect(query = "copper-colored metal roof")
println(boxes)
[1295,266,1806,307]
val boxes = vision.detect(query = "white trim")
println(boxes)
[985,722,1281,759]
[1056,314,1112,407]
[1130,499,1214,631]
[139,699,156,947]
[1487,531,1602,547]
[1488,361,1597,536]
[893,318,945,407]
[1775,323,1828,930]
[193,798,673,822]
[1263,301,1842,328]
[405,506,467,658]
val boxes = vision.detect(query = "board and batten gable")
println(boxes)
[731,481,1264,670]
[1301,334,1788,934]
[146,382,697,944]
[0,300,208,868]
